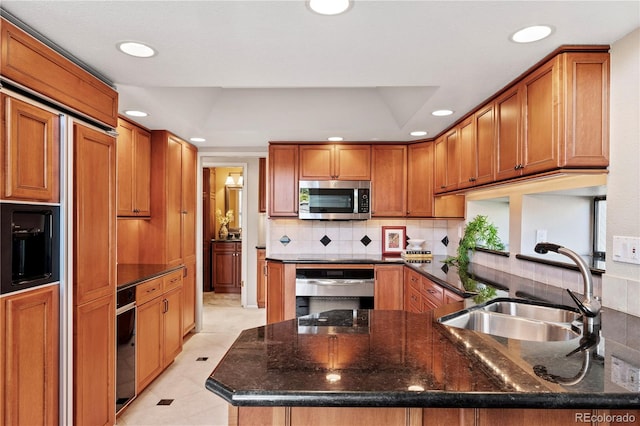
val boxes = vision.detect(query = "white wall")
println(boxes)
[603,27,640,316]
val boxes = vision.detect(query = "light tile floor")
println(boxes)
[117,293,266,426]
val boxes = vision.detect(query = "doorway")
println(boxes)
[203,166,244,294]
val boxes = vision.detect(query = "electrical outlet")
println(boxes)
[612,236,640,265]
[536,229,548,244]
[611,356,640,392]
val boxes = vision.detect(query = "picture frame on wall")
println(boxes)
[381,226,406,256]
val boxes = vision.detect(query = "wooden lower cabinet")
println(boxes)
[257,248,266,308]
[1,285,59,426]
[374,264,404,310]
[136,274,183,392]
[266,261,296,324]
[212,241,242,294]
[74,293,115,426]
[231,407,635,426]
[182,257,196,335]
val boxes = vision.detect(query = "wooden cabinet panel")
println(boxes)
[258,157,266,213]
[434,135,447,193]
[1,95,60,202]
[181,143,197,260]
[137,295,164,391]
[407,142,434,217]
[421,276,444,307]
[404,268,422,313]
[495,87,522,181]
[1,285,59,426]
[445,129,459,192]
[0,19,118,127]
[136,276,164,306]
[74,293,115,426]
[269,144,299,217]
[163,285,183,365]
[73,124,116,305]
[212,242,242,294]
[116,118,151,216]
[257,248,266,308]
[166,136,184,265]
[374,264,404,310]
[474,104,495,186]
[266,261,296,324]
[182,258,196,335]
[458,117,476,188]
[371,145,407,217]
[299,144,370,180]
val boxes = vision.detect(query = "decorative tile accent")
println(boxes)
[196,357,209,361]
[279,235,291,246]
[157,399,174,406]
[441,236,449,247]
[441,263,449,274]
[360,235,372,246]
[320,235,332,246]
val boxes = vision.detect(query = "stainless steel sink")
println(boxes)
[481,300,580,323]
[438,299,581,342]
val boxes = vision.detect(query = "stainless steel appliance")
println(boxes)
[295,268,374,317]
[0,203,60,295]
[298,180,371,220]
[116,286,136,413]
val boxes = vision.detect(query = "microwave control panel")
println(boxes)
[357,189,370,213]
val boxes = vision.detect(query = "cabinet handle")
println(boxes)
[514,164,524,170]
[147,287,159,293]
[181,210,188,214]
[469,177,476,182]
[440,185,446,189]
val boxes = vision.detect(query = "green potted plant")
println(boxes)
[444,215,505,269]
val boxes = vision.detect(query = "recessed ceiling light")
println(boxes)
[117,41,156,58]
[432,109,454,117]
[410,131,428,137]
[328,136,344,142]
[124,110,149,117]
[511,25,553,43]
[190,137,206,143]
[308,0,350,16]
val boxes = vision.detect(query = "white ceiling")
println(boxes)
[2,1,639,152]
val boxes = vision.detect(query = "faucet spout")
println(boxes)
[533,243,601,326]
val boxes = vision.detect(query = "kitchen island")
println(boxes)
[206,306,639,425]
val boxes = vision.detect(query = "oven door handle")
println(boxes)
[298,279,374,286]
[116,302,136,315]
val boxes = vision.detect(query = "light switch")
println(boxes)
[612,236,640,265]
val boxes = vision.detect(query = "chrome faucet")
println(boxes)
[534,243,601,331]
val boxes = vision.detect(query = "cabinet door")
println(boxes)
[266,261,285,324]
[334,144,371,180]
[404,268,422,313]
[182,257,196,335]
[212,243,240,293]
[371,145,407,217]
[181,142,197,260]
[374,265,404,310]
[74,124,116,305]
[257,249,266,308]
[299,145,334,180]
[434,136,447,193]
[1,285,59,425]
[74,294,115,426]
[521,58,558,175]
[269,144,299,217]
[474,104,495,186]
[445,128,459,192]
[163,286,183,366]
[166,136,184,265]
[457,117,476,188]
[258,157,267,213]
[407,142,434,217]
[137,297,164,392]
[133,127,151,216]
[116,119,151,216]
[494,87,522,181]
[2,95,59,202]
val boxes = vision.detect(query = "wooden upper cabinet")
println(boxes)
[73,124,116,305]
[474,104,496,186]
[495,85,522,181]
[1,95,59,202]
[371,145,407,217]
[268,144,299,217]
[299,144,371,180]
[258,157,267,213]
[166,136,184,266]
[116,118,151,216]
[1,19,118,127]
[457,117,476,188]
[434,135,447,193]
[434,129,459,194]
[407,142,434,217]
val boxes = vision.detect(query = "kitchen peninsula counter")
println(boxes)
[205,308,638,411]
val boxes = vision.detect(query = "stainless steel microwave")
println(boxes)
[299,180,371,220]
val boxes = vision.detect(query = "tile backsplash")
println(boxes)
[267,218,460,257]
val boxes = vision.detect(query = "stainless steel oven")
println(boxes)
[295,268,374,317]
[116,286,136,413]
[0,203,60,295]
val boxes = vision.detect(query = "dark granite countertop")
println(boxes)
[117,263,184,290]
[206,308,639,408]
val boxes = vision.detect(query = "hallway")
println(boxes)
[117,293,266,425]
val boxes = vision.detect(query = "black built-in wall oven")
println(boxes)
[0,203,60,295]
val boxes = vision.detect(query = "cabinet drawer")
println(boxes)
[421,278,443,307]
[163,270,183,292]
[136,277,163,305]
